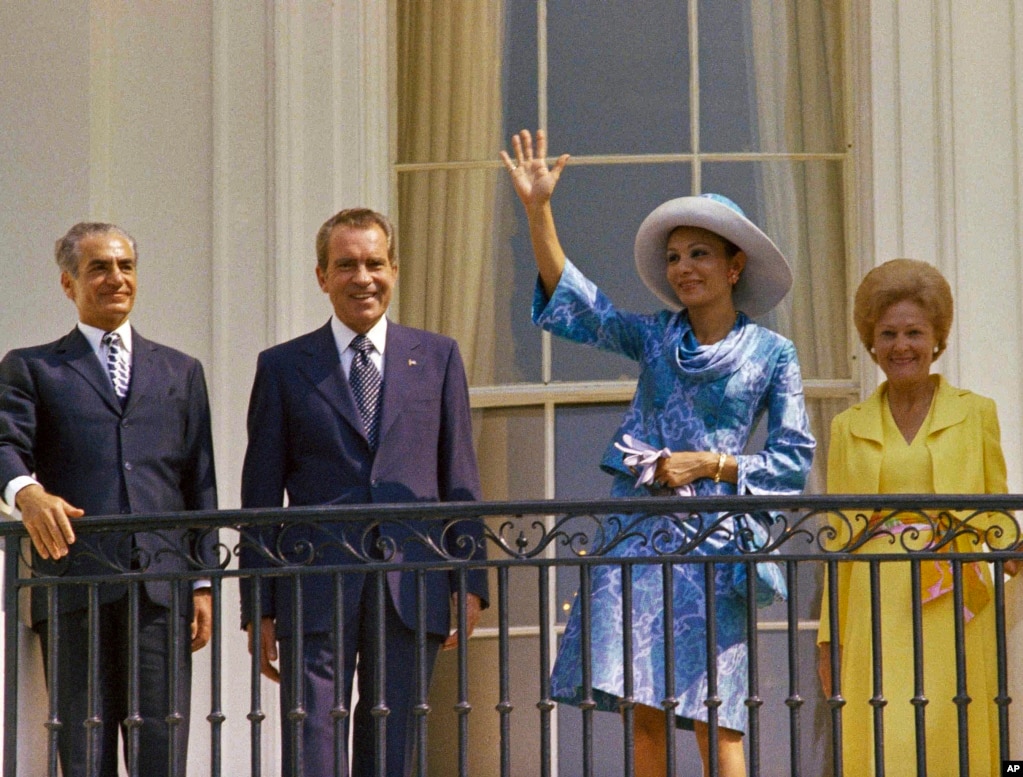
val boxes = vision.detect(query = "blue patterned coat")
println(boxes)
[536,259,815,731]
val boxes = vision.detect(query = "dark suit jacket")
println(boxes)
[0,327,218,626]
[238,320,488,639]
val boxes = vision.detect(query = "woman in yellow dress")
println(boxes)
[817,258,1019,776]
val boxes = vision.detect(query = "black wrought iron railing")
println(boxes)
[2,494,1021,777]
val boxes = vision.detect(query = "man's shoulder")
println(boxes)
[258,324,330,363]
[388,322,458,351]
[2,330,81,366]
[133,332,204,370]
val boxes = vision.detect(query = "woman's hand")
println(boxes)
[499,129,571,296]
[654,451,735,488]
[500,129,569,213]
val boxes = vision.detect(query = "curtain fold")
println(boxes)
[750,0,848,492]
[396,0,504,387]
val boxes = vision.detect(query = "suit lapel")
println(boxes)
[58,328,122,413]
[378,324,420,445]
[299,321,367,441]
[926,375,968,436]
[122,329,156,416]
[843,387,885,492]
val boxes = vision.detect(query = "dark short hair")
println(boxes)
[853,258,953,361]
[315,208,396,271]
[55,222,138,276]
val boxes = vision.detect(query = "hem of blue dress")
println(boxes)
[551,688,745,735]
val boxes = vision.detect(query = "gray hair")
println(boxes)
[55,222,138,276]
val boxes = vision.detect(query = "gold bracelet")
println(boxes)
[713,452,727,484]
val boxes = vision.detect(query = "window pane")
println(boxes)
[547,0,690,155]
[698,1,757,152]
[502,0,540,141]
[700,0,845,154]
[543,162,693,381]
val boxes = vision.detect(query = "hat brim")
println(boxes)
[633,196,792,318]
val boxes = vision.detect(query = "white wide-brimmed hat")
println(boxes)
[633,193,792,318]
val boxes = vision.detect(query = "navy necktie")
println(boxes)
[349,335,382,449]
[102,331,131,401]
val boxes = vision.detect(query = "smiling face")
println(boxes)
[316,224,397,334]
[871,298,938,388]
[60,232,137,330]
[664,226,745,314]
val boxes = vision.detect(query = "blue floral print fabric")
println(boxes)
[537,259,814,732]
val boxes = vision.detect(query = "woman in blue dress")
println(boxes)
[501,129,815,777]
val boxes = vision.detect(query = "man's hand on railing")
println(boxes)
[191,589,212,652]
[443,592,482,651]
[15,483,83,560]
[247,616,281,683]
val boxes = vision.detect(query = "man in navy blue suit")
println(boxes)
[0,222,218,777]
[239,207,488,777]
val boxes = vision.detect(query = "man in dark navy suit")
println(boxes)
[0,222,218,777]
[239,207,488,777]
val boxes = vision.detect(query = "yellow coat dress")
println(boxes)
[818,375,1009,777]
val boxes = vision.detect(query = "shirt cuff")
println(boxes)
[3,476,40,519]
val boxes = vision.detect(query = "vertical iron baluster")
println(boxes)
[86,584,101,777]
[785,560,802,777]
[455,567,471,777]
[414,569,429,777]
[868,560,885,775]
[704,562,720,777]
[744,559,762,777]
[661,560,677,777]
[207,577,225,777]
[620,560,635,777]
[537,561,553,777]
[951,559,970,776]
[2,540,18,777]
[125,581,141,776]
[579,563,594,777]
[44,587,60,777]
[248,577,265,777]
[372,570,387,777]
[167,576,184,777]
[332,572,348,777]
[992,559,1010,762]
[825,558,844,777]
[909,559,928,774]
[291,573,306,777]
[497,565,512,777]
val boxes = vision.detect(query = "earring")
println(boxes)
[869,347,876,354]
[933,345,939,354]
[728,271,740,285]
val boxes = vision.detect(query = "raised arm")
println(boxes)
[500,129,571,297]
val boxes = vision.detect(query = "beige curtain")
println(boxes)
[750,0,849,493]
[396,0,504,387]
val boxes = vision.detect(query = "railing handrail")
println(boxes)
[1,492,1021,537]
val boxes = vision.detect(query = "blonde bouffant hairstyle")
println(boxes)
[853,258,953,363]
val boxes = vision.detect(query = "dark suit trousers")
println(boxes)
[38,591,192,777]
[278,574,443,777]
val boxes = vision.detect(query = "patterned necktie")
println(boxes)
[349,335,382,449]
[102,331,131,401]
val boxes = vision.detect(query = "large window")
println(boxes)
[395,1,856,773]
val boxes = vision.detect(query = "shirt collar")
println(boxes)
[330,315,387,356]
[78,320,133,355]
